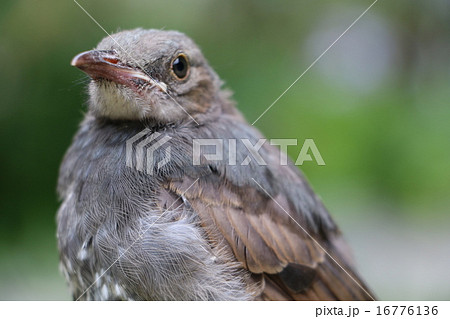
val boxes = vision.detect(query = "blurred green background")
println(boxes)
[1,0,449,300]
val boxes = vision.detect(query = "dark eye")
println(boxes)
[171,54,189,79]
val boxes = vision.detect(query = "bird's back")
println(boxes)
[57,115,374,300]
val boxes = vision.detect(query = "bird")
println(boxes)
[57,28,375,301]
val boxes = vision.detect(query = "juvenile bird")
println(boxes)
[57,28,375,300]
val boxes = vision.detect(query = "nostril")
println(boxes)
[104,57,119,64]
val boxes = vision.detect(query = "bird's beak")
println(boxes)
[71,50,157,88]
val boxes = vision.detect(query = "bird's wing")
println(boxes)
[165,159,374,300]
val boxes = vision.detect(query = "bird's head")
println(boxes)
[71,29,224,123]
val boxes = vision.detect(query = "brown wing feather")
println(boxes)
[166,171,374,301]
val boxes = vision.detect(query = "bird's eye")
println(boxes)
[171,54,189,80]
